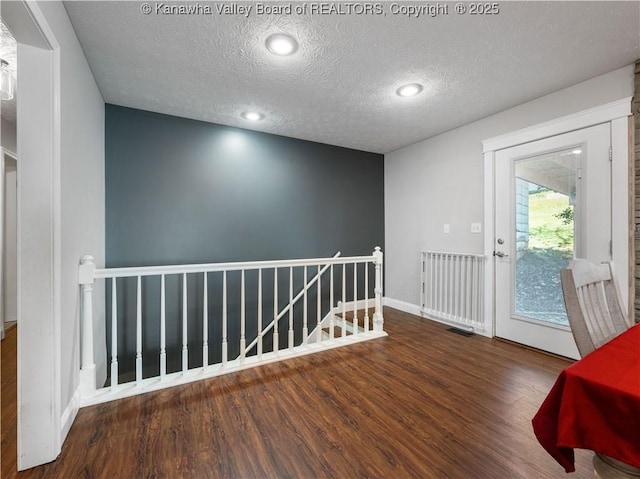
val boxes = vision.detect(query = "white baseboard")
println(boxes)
[383,297,492,338]
[420,311,491,337]
[474,327,492,338]
[79,331,388,408]
[60,391,79,444]
[383,297,422,316]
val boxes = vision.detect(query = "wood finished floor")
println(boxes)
[2,308,595,478]
[2,324,18,477]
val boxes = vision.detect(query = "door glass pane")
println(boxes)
[514,147,580,326]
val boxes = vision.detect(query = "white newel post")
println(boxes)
[78,255,96,395]
[373,247,384,333]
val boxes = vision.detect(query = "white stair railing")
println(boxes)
[77,247,385,406]
[241,252,340,358]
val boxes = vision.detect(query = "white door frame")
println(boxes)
[2,0,63,469]
[0,146,18,341]
[482,98,632,338]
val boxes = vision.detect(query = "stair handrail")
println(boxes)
[242,251,341,356]
[77,247,385,403]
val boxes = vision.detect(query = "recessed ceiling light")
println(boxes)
[265,33,298,56]
[242,111,264,121]
[396,83,424,97]
[572,149,583,155]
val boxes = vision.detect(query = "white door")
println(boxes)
[494,124,611,359]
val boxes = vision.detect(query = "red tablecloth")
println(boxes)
[532,324,640,472]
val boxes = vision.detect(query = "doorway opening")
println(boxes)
[2,0,64,470]
[0,15,18,477]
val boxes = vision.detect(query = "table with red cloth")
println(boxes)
[532,324,640,473]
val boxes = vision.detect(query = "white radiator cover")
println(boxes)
[421,251,486,331]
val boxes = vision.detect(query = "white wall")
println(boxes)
[385,65,634,309]
[36,0,106,437]
[17,39,60,467]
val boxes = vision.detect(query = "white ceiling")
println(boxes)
[60,2,639,153]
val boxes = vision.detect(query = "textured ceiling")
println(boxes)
[64,1,639,154]
[0,18,17,126]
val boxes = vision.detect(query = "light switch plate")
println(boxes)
[443,224,450,234]
[471,223,482,234]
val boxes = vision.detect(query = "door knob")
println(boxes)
[494,251,509,258]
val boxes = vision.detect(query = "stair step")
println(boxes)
[321,323,365,338]
[308,307,374,344]
[334,307,375,329]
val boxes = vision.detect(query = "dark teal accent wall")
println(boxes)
[106,104,384,266]
[105,104,384,378]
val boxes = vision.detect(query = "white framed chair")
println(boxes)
[560,259,630,357]
[560,259,639,478]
